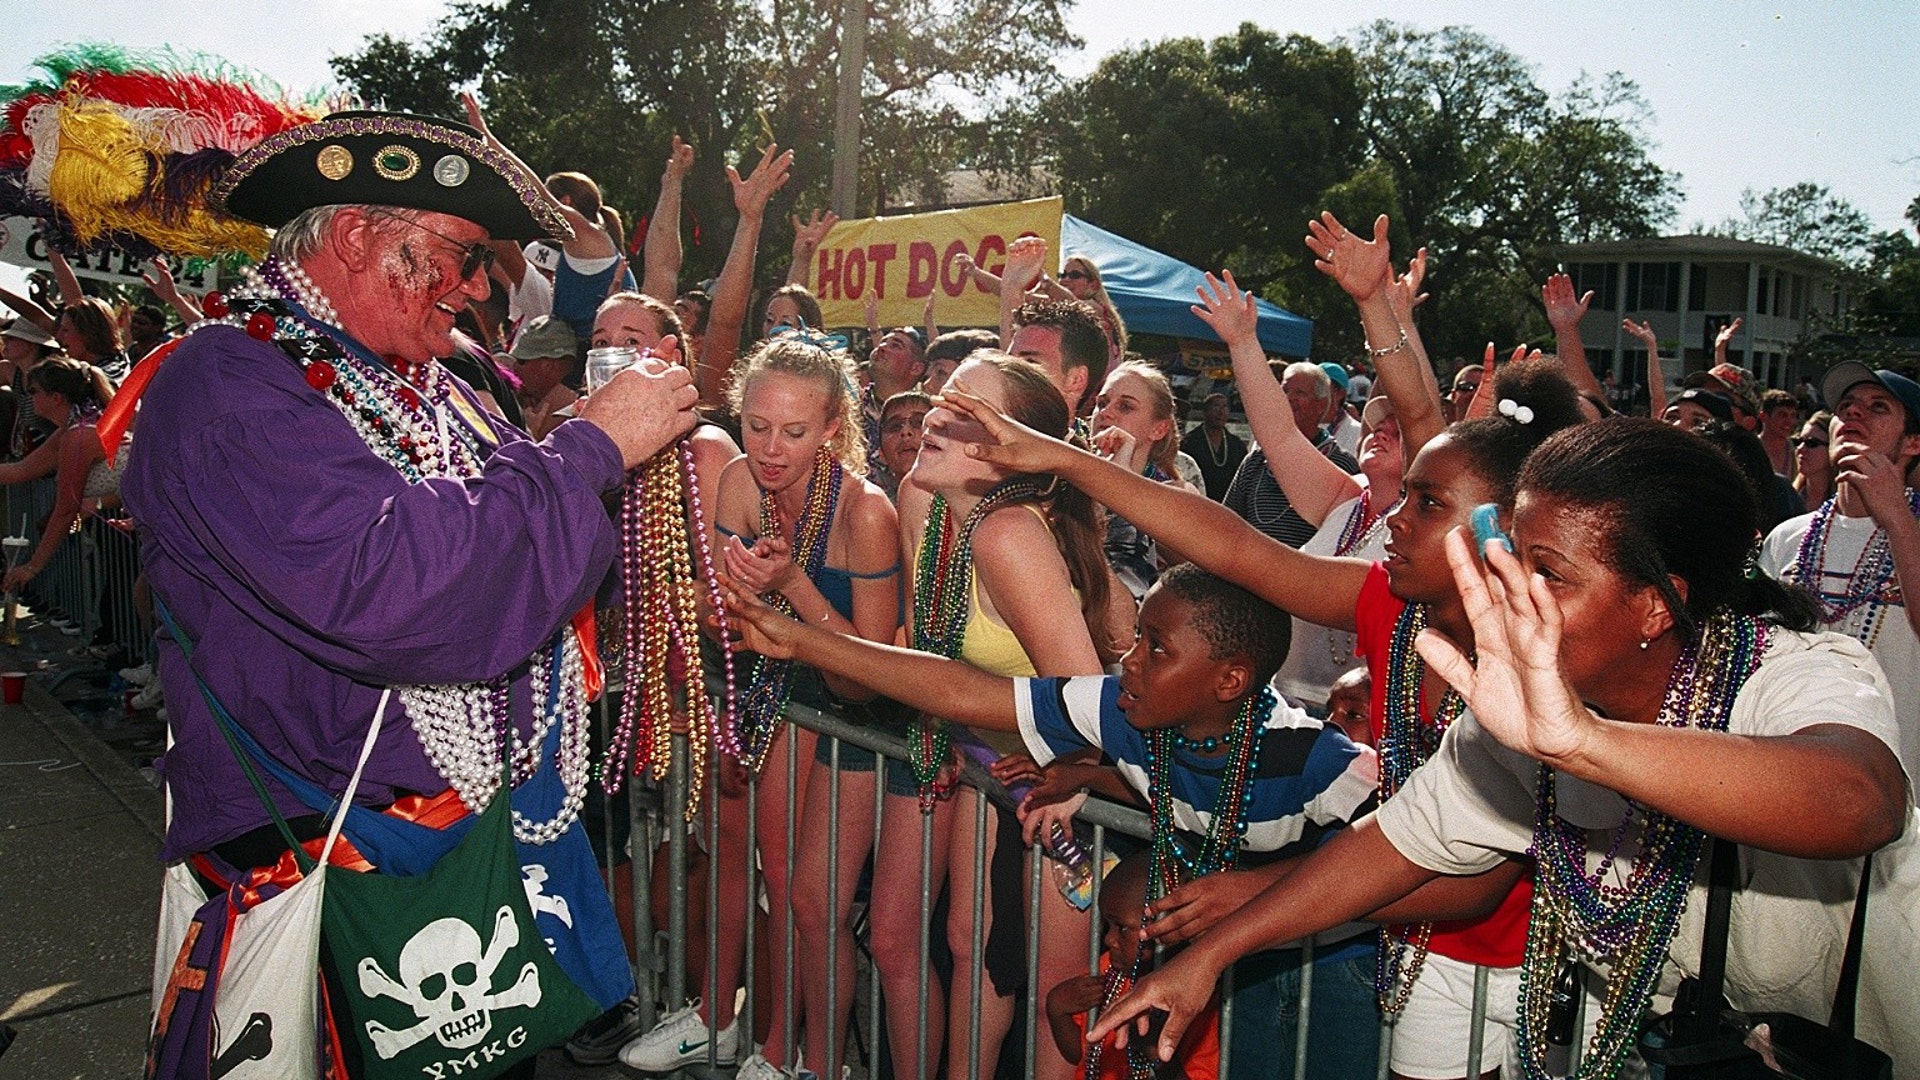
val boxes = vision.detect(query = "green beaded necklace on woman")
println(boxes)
[1515,609,1768,1080]
[906,477,1047,808]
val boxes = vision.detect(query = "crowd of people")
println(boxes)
[3,101,1915,1080]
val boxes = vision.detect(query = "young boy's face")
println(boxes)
[1115,587,1237,730]
[1100,882,1146,968]
[1324,679,1373,747]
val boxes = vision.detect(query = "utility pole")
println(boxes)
[830,0,866,218]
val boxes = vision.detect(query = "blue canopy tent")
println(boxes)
[1061,214,1314,357]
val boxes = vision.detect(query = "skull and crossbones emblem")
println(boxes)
[357,905,543,1059]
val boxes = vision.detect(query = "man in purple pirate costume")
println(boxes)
[123,111,698,1074]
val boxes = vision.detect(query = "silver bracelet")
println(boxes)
[1369,332,1411,359]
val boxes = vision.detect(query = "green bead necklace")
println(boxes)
[907,478,1048,809]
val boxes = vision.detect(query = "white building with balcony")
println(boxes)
[1550,235,1849,393]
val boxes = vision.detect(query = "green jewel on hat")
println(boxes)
[213,111,573,242]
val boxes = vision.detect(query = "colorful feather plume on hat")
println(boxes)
[0,44,334,260]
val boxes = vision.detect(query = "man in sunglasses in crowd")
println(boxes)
[127,109,699,1075]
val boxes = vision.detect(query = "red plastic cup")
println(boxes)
[2,671,26,705]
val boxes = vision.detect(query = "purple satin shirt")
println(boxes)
[121,325,626,860]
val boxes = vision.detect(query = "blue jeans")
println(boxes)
[1228,936,1380,1080]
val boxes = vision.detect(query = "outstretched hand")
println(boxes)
[1715,316,1744,356]
[1306,211,1392,303]
[792,208,839,251]
[1145,869,1269,945]
[936,380,1078,476]
[1541,272,1594,332]
[1002,236,1048,293]
[1622,318,1659,350]
[141,257,182,302]
[1083,947,1221,1062]
[729,143,795,218]
[1413,527,1597,765]
[1384,248,1430,325]
[1190,270,1259,348]
[715,574,805,660]
[662,134,694,183]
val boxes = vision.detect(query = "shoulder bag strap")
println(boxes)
[1829,852,1873,1036]
[1691,835,1738,1016]
[155,594,307,865]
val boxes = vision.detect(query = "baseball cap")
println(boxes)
[1820,361,1920,428]
[509,315,577,361]
[1318,362,1350,392]
[523,241,562,274]
[1683,363,1760,416]
[1671,387,1734,424]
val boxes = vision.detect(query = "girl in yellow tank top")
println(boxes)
[888,352,1116,1080]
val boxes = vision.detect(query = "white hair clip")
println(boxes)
[1497,398,1535,425]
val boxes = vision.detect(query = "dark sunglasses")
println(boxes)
[1058,270,1091,282]
[398,217,496,281]
[1791,436,1828,449]
[1452,381,1482,395]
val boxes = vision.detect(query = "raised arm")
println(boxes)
[1541,272,1604,401]
[1307,213,1445,456]
[998,236,1047,347]
[0,283,57,333]
[1191,270,1358,527]
[142,258,202,326]
[953,251,1002,296]
[47,251,84,309]
[723,580,1019,730]
[1714,315,1743,368]
[699,143,794,405]
[1622,319,1668,416]
[785,208,838,288]
[640,135,694,302]
[939,384,1368,631]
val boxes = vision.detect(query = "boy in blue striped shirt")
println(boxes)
[724,562,1382,1078]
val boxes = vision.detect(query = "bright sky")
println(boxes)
[3,0,1917,236]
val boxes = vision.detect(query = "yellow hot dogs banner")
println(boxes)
[811,196,1063,328]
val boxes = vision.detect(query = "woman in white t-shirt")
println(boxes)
[1093,418,1916,1076]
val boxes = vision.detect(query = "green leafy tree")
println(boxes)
[1345,21,1680,364]
[330,0,1076,281]
[1719,181,1876,269]
[1025,25,1370,354]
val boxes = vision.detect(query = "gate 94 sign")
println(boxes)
[0,216,217,291]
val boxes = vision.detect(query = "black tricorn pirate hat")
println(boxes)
[213,111,572,241]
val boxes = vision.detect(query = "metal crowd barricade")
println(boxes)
[600,684,1501,1080]
[1,476,149,666]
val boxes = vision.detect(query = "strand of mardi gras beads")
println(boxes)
[1375,600,1470,1014]
[907,478,1049,810]
[1515,610,1767,1080]
[737,450,843,772]
[603,435,738,823]
[1098,687,1268,1080]
[1081,945,1158,1080]
[1143,686,1271,901]
[1787,491,1920,648]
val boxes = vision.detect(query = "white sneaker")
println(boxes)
[131,680,164,711]
[119,663,154,687]
[618,1000,740,1071]
[734,1053,790,1080]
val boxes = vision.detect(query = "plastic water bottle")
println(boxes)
[1048,821,1095,911]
